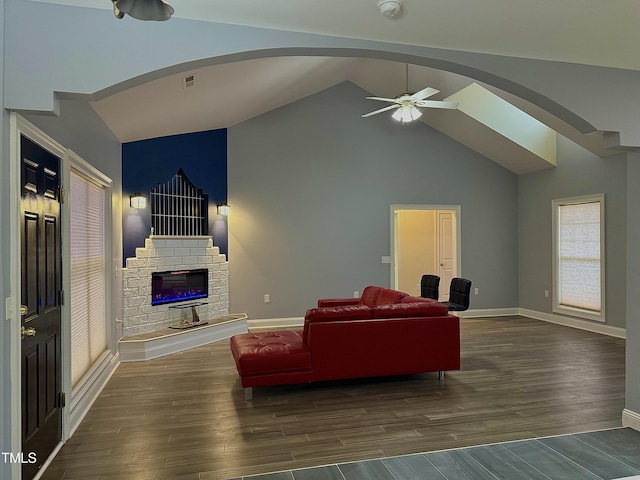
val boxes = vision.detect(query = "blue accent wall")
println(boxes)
[122,129,227,265]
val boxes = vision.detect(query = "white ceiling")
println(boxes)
[32,0,628,172]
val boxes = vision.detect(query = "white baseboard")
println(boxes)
[119,315,248,362]
[32,441,64,480]
[461,308,520,318]
[248,317,304,332]
[464,307,626,338]
[623,409,640,431]
[250,311,518,327]
[69,351,120,437]
[519,308,626,339]
[245,308,626,339]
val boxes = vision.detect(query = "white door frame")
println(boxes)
[390,204,461,292]
[8,114,70,480]
[436,210,457,301]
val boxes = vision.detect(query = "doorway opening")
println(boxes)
[391,205,461,301]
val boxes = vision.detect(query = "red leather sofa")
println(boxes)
[230,286,460,399]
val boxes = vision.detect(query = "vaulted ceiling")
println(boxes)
[32,0,635,173]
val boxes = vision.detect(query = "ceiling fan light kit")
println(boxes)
[392,105,422,123]
[377,0,404,18]
[112,0,174,20]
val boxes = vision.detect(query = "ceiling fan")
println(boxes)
[111,0,174,20]
[362,64,459,123]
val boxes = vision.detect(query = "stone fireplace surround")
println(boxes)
[122,236,229,338]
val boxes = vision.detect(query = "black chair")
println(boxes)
[420,274,440,300]
[442,278,472,311]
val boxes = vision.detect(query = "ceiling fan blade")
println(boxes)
[365,96,402,103]
[410,87,439,101]
[361,104,400,118]
[414,100,460,110]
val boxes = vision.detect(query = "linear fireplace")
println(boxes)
[152,268,208,306]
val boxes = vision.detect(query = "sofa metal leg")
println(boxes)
[244,387,253,401]
[438,371,445,381]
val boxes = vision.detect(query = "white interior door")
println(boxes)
[436,211,456,301]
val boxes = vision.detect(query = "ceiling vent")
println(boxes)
[182,74,196,89]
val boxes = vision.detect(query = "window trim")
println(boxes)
[552,194,605,323]
[66,150,115,437]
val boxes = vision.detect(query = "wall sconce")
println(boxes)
[217,202,230,216]
[130,193,147,209]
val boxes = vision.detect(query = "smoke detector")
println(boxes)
[377,0,404,18]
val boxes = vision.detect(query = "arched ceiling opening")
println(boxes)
[86,53,610,174]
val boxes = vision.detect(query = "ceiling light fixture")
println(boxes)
[111,0,174,21]
[377,0,404,18]
[392,104,422,123]
[392,65,422,123]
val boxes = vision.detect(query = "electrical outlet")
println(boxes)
[381,256,391,264]
[354,291,360,298]
[545,290,549,298]
[264,294,270,303]
[474,288,479,295]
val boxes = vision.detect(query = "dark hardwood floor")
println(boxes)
[41,316,626,480]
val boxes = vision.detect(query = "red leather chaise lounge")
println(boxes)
[230,286,460,399]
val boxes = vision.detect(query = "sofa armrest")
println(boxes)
[317,297,360,308]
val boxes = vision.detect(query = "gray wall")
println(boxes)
[626,152,640,413]
[228,81,519,318]
[518,136,628,328]
[620,152,640,412]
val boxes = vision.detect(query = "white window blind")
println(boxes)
[70,169,107,387]
[553,195,604,321]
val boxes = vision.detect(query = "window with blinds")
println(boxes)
[552,195,605,322]
[70,169,108,387]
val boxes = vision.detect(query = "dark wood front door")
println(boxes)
[20,134,63,479]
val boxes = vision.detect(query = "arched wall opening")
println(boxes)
[82,47,597,139]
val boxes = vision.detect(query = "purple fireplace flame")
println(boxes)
[152,268,208,306]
